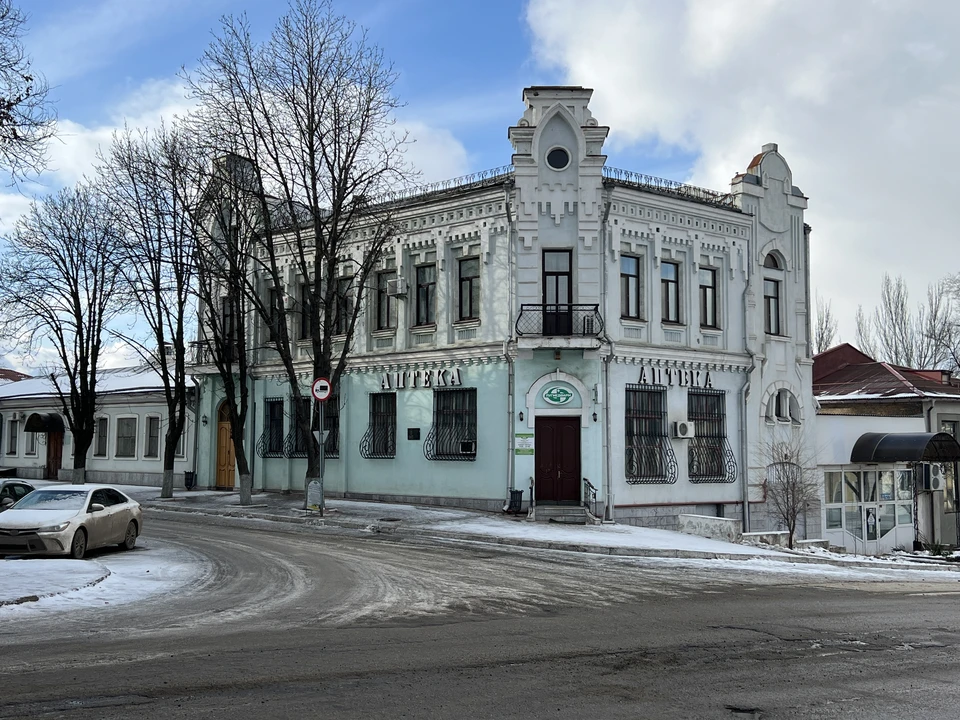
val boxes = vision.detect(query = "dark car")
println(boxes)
[0,479,35,511]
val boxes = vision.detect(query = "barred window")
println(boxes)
[262,398,284,457]
[290,397,312,457]
[360,393,396,458]
[424,388,477,461]
[688,389,734,482]
[625,384,673,482]
[324,392,340,459]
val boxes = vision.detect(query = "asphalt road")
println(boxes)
[3,514,960,719]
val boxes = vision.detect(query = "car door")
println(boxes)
[102,489,131,542]
[86,489,115,550]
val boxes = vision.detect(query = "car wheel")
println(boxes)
[119,521,137,551]
[70,528,87,560]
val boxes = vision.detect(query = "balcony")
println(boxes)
[189,340,241,366]
[515,304,604,349]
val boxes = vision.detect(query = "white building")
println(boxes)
[0,367,196,487]
[193,85,816,535]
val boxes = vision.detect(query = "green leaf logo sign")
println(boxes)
[542,386,574,405]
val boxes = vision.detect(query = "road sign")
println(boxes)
[311,377,332,402]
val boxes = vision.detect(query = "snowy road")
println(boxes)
[4,515,960,718]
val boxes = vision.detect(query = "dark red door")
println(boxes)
[535,417,581,503]
[45,432,63,480]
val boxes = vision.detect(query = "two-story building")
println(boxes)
[192,85,817,535]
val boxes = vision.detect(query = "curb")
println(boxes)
[142,502,960,572]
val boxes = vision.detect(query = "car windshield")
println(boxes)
[13,489,88,511]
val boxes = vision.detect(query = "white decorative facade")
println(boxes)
[192,86,816,535]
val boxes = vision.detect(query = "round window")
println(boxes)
[546,147,570,170]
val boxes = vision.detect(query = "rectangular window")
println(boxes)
[688,389,729,482]
[458,258,480,321]
[699,268,718,328]
[175,423,185,457]
[6,419,16,455]
[264,286,280,342]
[361,392,396,458]
[661,261,680,323]
[299,282,313,339]
[94,417,108,457]
[145,416,160,458]
[942,420,958,513]
[334,277,353,335]
[764,279,781,334]
[221,296,235,344]
[377,271,397,330]
[264,399,284,457]
[625,385,668,480]
[116,418,137,458]
[424,388,477,460]
[415,264,437,326]
[25,429,36,456]
[620,255,642,319]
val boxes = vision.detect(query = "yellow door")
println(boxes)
[215,404,235,490]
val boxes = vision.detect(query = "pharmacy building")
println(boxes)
[191,85,816,534]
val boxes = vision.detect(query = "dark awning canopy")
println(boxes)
[24,412,65,433]
[850,432,960,464]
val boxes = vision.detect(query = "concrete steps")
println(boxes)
[533,505,591,525]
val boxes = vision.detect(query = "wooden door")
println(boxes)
[215,404,235,490]
[45,432,63,480]
[535,417,581,503]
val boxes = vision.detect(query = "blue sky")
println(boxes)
[5,0,960,369]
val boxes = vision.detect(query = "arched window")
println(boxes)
[765,389,802,425]
[763,253,781,269]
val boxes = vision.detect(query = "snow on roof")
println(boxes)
[0,367,172,401]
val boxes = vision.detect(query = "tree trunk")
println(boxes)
[161,467,175,499]
[238,472,252,506]
[73,467,86,485]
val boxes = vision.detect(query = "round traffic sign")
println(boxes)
[311,377,332,402]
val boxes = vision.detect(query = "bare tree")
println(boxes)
[97,124,197,499]
[0,184,127,479]
[756,426,820,549]
[0,0,54,181]
[813,292,838,354]
[184,0,412,506]
[856,273,954,369]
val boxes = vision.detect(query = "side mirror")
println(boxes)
[0,497,13,508]
[89,503,105,513]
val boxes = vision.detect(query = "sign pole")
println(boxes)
[319,398,325,512]
[308,376,333,515]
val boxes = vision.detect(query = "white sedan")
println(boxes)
[0,485,142,559]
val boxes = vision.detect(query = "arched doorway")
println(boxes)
[215,403,235,490]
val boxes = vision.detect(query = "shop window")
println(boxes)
[116,417,137,458]
[620,255,643,319]
[699,268,718,328]
[415,264,437,326]
[145,416,160,458]
[94,417,108,457]
[661,261,680,323]
[360,392,396,459]
[423,388,477,461]
[688,389,735,483]
[624,384,677,483]
[458,258,480,321]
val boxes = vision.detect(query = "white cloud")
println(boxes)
[400,120,471,184]
[526,0,960,341]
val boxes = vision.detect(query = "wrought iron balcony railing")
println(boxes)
[189,340,241,365]
[515,304,604,338]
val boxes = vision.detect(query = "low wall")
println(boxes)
[743,530,790,546]
[55,469,186,488]
[677,514,743,543]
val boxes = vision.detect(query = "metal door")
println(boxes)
[535,417,581,503]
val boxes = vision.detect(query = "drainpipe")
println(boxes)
[191,376,201,486]
[505,181,517,506]
[600,188,614,521]
[740,224,756,533]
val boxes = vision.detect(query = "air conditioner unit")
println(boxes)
[922,463,945,492]
[672,420,695,439]
[386,277,408,297]
[459,440,477,454]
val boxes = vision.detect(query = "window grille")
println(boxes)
[324,392,340,459]
[625,384,677,483]
[360,393,397,458]
[423,388,477,461]
[256,398,285,458]
[284,397,312,458]
[688,388,737,483]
